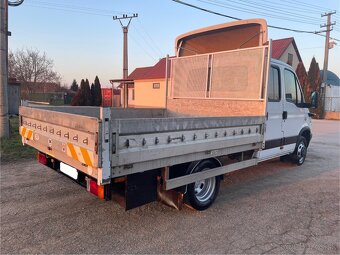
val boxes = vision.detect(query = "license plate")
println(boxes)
[60,162,78,180]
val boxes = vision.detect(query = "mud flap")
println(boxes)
[112,169,159,210]
[157,176,184,210]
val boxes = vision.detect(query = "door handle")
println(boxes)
[282,111,288,120]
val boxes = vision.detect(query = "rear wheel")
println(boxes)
[186,160,221,211]
[291,137,308,165]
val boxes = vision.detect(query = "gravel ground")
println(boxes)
[1,119,339,254]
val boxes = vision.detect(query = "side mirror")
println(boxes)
[310,91,318,109]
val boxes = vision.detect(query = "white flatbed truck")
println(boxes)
[19,19,317,210]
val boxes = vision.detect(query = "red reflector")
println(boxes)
[37,152,47,165]
[90,180,99,196]
[87,178,104,200]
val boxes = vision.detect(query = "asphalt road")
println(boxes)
[1,120,339,254]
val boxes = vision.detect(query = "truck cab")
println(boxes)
[259,59,314,164]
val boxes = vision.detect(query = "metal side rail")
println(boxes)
[164,158,257,190]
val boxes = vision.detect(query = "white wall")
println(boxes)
[280,43,300,71]
[325,85,340,112]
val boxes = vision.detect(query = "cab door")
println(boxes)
[265,66,284,144]
[259,65,284,161]
[282,68,307,150]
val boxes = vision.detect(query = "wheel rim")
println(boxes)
[297,142,307,164]
[194,170,216,203]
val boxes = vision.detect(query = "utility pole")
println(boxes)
[319,11,336,118]
[0,0,24,138]
[113,13,138,108]
[0,0,9,138]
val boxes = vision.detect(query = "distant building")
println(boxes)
[8,78,21,115]
[20,81,61,100]
[111,58,171,108]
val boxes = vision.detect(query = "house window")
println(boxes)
[287,53,293,66]
[153,83,160,89]
[132,89,135,100]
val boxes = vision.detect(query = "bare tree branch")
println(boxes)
[9,48,61,85]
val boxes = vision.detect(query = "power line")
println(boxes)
[253,0,326,15]
[280,0,335,13]
[130,33,158,62]
[171,0,340,42]
[224,0,323,23]
[299,46,324,50]
[30,0,132,16]
[26,4,114,17]
[130,22,163,58]
[136,20,164,56]
[206,0,322,25]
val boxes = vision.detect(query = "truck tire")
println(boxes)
[186,160,221,211]
[291,136,308,166]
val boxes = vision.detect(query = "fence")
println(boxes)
[325,97,340,112]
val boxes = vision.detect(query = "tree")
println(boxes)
[70,79,79,92]
[8,48,61,84]
[83,79,92,106]
[93,76,102,106]
[295,62,310,100]
[70,76,102,107]
[71,79,92,106]
[90,83,95,106]
[307,57,322,118]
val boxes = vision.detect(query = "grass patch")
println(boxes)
[1,116,36,162]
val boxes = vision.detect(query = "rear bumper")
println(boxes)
[37,152,108,200]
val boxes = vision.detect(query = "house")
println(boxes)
[111,58,171,108]
[272,37,302,70]
[116,37,303,108]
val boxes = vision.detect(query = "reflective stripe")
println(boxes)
[27,130,33,140]
[67,143,79,161]
[67,143,94,167]
[20,126,33,140]
[20,127,26,136]
[80,147,93,167]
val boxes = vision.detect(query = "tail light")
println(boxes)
[37,152,47,165]
[86,177,104,200]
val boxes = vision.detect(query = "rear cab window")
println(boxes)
[268,66,281,102]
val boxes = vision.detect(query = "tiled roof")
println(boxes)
[272,37,293,59]
[128,57,173,80]
[128,66,153,80]
[272,37,301,62]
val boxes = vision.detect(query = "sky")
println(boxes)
[8,0,340,87]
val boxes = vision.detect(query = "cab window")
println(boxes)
[268,66,281,102]
[284,69,303,104]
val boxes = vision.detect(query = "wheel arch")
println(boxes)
[299,127,312,147]
[188,157,223,176]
